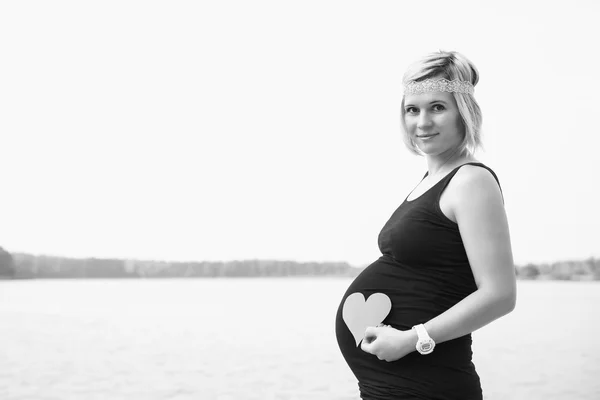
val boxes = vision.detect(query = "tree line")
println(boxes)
[515,258,600,281]
[0,247,598,280]
[0,248,360,279]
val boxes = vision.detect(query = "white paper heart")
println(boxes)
[342,292,392,347]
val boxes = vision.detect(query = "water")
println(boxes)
[0,279,598,400]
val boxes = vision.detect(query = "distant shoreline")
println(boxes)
[1,250,598,281]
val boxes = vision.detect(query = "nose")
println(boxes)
[417,111,433,130]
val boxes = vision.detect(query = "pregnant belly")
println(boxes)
[334,255,480,399]
[335,255,474,366]
[338,255,441,331]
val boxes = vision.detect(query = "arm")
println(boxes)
[423,165,516,344]
[361,166,516,361]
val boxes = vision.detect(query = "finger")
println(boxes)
[361,327,380,353]
[362,338,383,358]
[360,338,370,352]
[361,337,376,354]
[364,326,379,338]
[362,327,378,345]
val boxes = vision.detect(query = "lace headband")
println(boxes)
[403,78,474,96]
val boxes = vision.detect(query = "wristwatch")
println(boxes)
[412,324,435,355]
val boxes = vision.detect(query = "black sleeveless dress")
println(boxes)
[335,162,502,400]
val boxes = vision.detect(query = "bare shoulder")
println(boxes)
[441,165,504,223]
[450,165,502,202]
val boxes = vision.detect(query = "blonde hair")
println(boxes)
[400,50,483,156]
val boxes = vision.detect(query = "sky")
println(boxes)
[1,0,599,268]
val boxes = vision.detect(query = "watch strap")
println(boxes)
[413,324,432,340]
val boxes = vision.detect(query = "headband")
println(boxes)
[403,78,474,96]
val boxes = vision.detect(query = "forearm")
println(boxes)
[423,287,516,345]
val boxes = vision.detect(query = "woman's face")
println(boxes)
[403,90,465,156]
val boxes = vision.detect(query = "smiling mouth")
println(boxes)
[417,134,438,138]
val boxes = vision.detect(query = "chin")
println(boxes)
[417,142,462,157]
[416,145,443,155]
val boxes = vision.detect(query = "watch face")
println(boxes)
[417,339,435,355]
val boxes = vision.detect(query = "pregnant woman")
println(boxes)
[335,50,517,400]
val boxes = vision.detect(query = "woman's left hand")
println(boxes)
[360,325,417,362]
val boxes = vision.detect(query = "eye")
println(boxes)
[432,104,446,112]
[405,106,418,114]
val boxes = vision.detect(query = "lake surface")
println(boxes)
[0,279,598,400]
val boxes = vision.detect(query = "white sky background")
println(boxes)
[1,0,599,267]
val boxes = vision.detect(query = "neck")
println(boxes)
[425,148,473,177]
